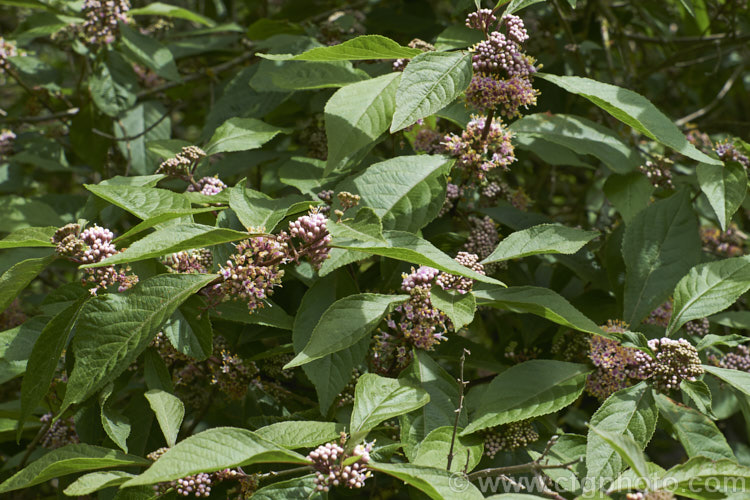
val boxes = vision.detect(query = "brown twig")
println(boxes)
[675,64,744,126]
[480,110,494,142]
[92,105,177,141]
[0,108,79,124]
[446,348,470,470]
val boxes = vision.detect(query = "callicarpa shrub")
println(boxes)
[2,0,750,499]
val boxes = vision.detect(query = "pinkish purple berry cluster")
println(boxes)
[40,413,79,449]
[482,420,539,458]
[632,338,703,392]
[716,140,749,169]
[308,440,373,491]
[163,249,213,274]
[157,146,206,177]
[187,176,226,196]
[435,252,485,294]
[464,216,498,260]
[288,208,332,269]
[466,8,497,32]
[80,0,131,47]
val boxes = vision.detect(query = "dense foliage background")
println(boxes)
[1,0,750,499]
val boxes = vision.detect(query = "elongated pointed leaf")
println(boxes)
[655,393,735,461]
[413,426,483,473]
[370,462,485,500]
[325,73,400,174]
[205,117,289,154]
[659,457,750,498]
[0,253,56,312]
[0,226,56,249]
[145,389,184,448]
[391,51,473,132]
[83,223,249,268]
[697,162,747,230]
[113,207,225,244]
[473,286,604,335]
[84,184,191,220]
[62,273,217,410]
[430,287,476,329]
[339,155,451,231]
[100,383,131,453]
[124,427,309,486]
[588,425,650,483]
[537,74,722,166]
[327,207,385,244]
[254,421,345,449]
[64,471,135,496]
[128,3,215,26]
[622,190,701,326]
[461,360,589,435]
[120,24,179,81]
[704,365,750,397]
[262,35,422,61]
[0,444,149,494]
[228,183,306,232]
[668,255,750,334]
[333,230,504,286]
[483,224,598,263]
[586,383,657,487]
[285,293,407,368]
[350,373,430,443]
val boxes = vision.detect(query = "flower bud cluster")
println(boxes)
[632,338,703,393]
[0,37,20,74]
[393,39,435,72]
[208,337,260,400]
[0,129,16,157]
[40,413,79,449]
[79,0,131,47]
[685,125,712,149]
[503,14,529,44]
[308,439,374,491]
[685,318,710,337]
[471,31,536,77]
[187,176,226,196]
[464,216,498,260]
[710,345,750,372]
[639,156,674,189]
[439,182,463,216]
[163,248,213,274]
[465,74,539,117]
[466,9,496,32]
[336,368,361,407]
[700,225,745,257]
[218,236,288,312]
[401,265,439,292]
[585,323,645,400]
[552,330,590,363]
[173,473,212,497]
[147,446,169,461]
[716,140,749,169]
[260,353,295,381]
[288,208,332,268]
[482,420,539,459]
[413,127,444,154]
[157,146,206,176]
[442,115,516,183]
[435,252,485,294]
[337,191,361,211]
[643,301,672,328]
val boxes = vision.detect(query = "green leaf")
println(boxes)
[370,462,485,500]
[339,155,451,232]
[114,102,172,175]
[667,255,750,334]
[473,286,604,335]
[622,190,701,326]
[412,426,482,473]
[0,444,149,494]
[588,424,650,484]
[83,223,249,268]
[64,471,135,496]
[697,162,747,230]
[400,351,466,460]
[123,427,308,486]
[0,316,46,384]
[537,74,722,166]
[603,173,655,224]
[285,293,407,368]
[213,299,294,330]
[327,207,385,244]
[0,253,56,312]
[695,333,749,351]
[503,0,546,14]
[113,207,224,244]
[128,3,216,26]
[254,421,345,449]
[0,197,63,232]
[527,434,587,493]
[333,230,504,286]
[461,360,589,435]
[391,51,473,133]
[100,384,131,453]
[19,298,86,439]
[249,59,369,92]
[263,35,422,61]
[430,288,476,329]
[482,224,598,263]
[510,114,642,174]
[228,182,306,232]
[62,273,217,411]
[704,365,750,397]
[586,383,657,487]
[350,373,429,443]
[291,273,365,413]
[678,0,697,17]
[655,393,735,461]
[163,295,213,360]
[205,117,289,155]
[251,475,319,499]
[89,52,138,117]
[680,379,715,417]
[325,73,400,174]
[0,226,56,249]
[659,457,750,498]
[120,24,180,81]
[84,185,190,221]
[144,389,184,448]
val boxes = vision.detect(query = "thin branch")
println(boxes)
[622,31,750,44]
[0,108,79,124]
[675,64,744,126]
[446,348,469,470]
[19,418,52,468]
[480,110,494,142]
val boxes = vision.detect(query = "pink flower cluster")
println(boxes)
[288,208,331,268]
[308,440,373,491]
[80,0,131,47]
[163,249,213,274]
[465,74,539,117]
[442,115,516,182]
[187,176,226,196]
[157,146,206,177]
[716,140,749,169]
